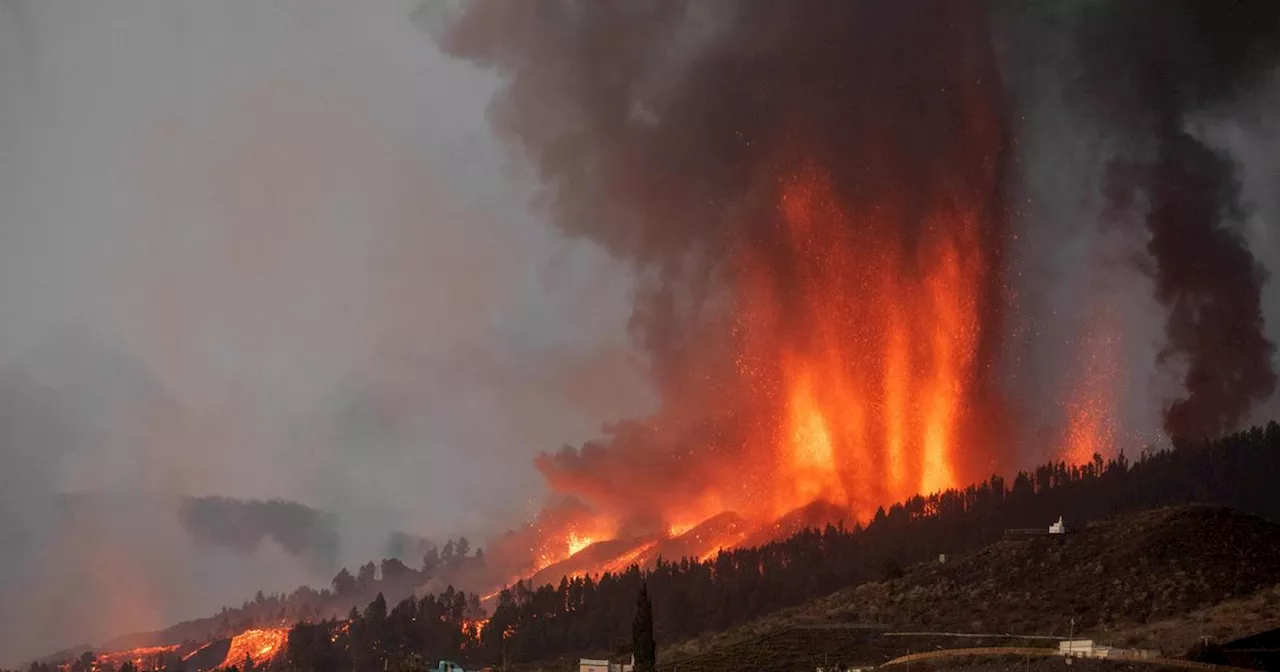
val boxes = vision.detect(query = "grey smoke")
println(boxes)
[0,0,647,664]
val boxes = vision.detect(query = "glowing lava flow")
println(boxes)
[90,645,180,670]
[221,628,288,668]
[566,531,594,557]
[667,522,694,538]
[600,540,659,574]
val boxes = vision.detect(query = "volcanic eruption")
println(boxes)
[442,0,1012,569]
[439,0,1280,580]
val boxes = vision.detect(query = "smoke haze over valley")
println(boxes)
[0,1,647,663]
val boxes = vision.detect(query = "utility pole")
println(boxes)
[1068,618,1075,657]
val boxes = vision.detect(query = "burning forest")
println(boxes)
[439,0,1280,590]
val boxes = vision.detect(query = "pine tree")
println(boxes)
[631,583,655,672]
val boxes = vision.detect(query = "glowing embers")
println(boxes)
[1062,298,1123,467]
[737,163,990,520]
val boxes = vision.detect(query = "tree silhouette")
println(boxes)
[332,567,356,596]
[632,583,656,672]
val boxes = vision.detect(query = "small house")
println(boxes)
[1059,640,1094,657]
[578,655,633,672]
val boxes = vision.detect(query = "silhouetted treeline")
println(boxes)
[51,537,489,662]
[270,588,484,672]
[274,422,1280,669]
[27,654,163,672]
[204,536,486,637]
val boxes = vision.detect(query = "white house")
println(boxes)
[579,655,634,672]
[1059,639,1095,657]
[579,660,610,672]
[1049,516,1067,534]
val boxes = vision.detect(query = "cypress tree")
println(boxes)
[632,583,656,672]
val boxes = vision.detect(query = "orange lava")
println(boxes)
[464,617,489,637]
[526,518,617,575]
[498,155,1005,592]
[600,540,659,574]
[732,162,994,521]
[498,151,1005,595]
[667,522,694,537]
[221,628,288,669]
[86,645,180,670]
[566,531,594,557]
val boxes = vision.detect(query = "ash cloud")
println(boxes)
[1059,1,1280,441]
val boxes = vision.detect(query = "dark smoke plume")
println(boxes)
[442,0,1014,524]
[1068,1,1280,441]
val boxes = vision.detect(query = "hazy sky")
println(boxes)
[0,0,650,661]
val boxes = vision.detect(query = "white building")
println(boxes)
[578,655,633,672]
[1059,640,1158,660]
[1049,517,1067,534]
[1059,639,1097,657]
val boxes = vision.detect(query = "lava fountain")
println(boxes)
[733,160,999,522]
[445,0,1014,580]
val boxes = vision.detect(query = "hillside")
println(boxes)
[33,424,1280,671]
[656,506,1280,672]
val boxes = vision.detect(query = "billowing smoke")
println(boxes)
[443,1,1015,532]
[442,0,1280,561]
[1064,1,1280,440]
